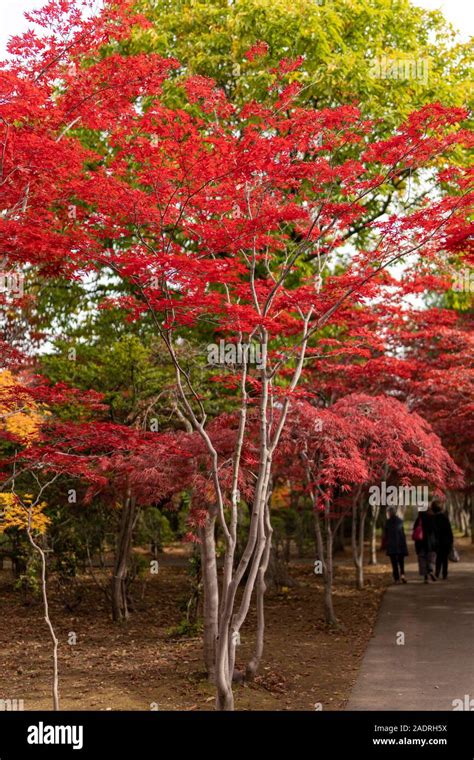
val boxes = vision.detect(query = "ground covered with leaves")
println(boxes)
[0,549,391,711]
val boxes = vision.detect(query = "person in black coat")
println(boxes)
[432,502,454,579]
[413,504,438,583]
[383,508,409,583]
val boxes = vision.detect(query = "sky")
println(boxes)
[1,0,45,55]
[0,0,473,56]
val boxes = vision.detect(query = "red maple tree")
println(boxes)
[1,0,472,709]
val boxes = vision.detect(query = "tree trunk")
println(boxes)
[369,505,379,565]
[314,509,337,626]
[357,505,367,588]
[214,455,273,711]
[199,510,219,682]
[111,492,136,623]
[324,512,337,625]
[468,492,474,544]
[265,544,296,588]
[352,499,366,590]
[333,520,345,553]
[216,684,234,711]
[27,526,60,710]
[246,498,273,680]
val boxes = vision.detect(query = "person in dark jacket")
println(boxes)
[413,503,438,583]
[384,507,409,583]
[432,502,454,579]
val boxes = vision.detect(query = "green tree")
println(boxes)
[133,0,472,120]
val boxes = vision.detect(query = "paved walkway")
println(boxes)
[347,546,474,710]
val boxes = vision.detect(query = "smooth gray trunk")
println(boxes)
[369,505,379,565]
[352,499,367,590]
[199,511,219,681]
[27,526,60,710]
[246,498,273,680]
[314,510,337,626]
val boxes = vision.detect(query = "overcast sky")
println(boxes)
[1,0,472,56]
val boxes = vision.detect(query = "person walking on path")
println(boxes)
[383,507,408,583]
[432,501,454,579]
[413,503,438,583]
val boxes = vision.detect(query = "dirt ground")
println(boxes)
[0,547,393,711]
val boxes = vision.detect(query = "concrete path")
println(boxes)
[347,546,474,710]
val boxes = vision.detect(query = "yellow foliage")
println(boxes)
[0,370,43,444]
[272,483,291,509]
[0,493,50,534]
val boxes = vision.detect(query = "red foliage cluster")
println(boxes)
[275,394,462,518]
[0,0,471,530]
